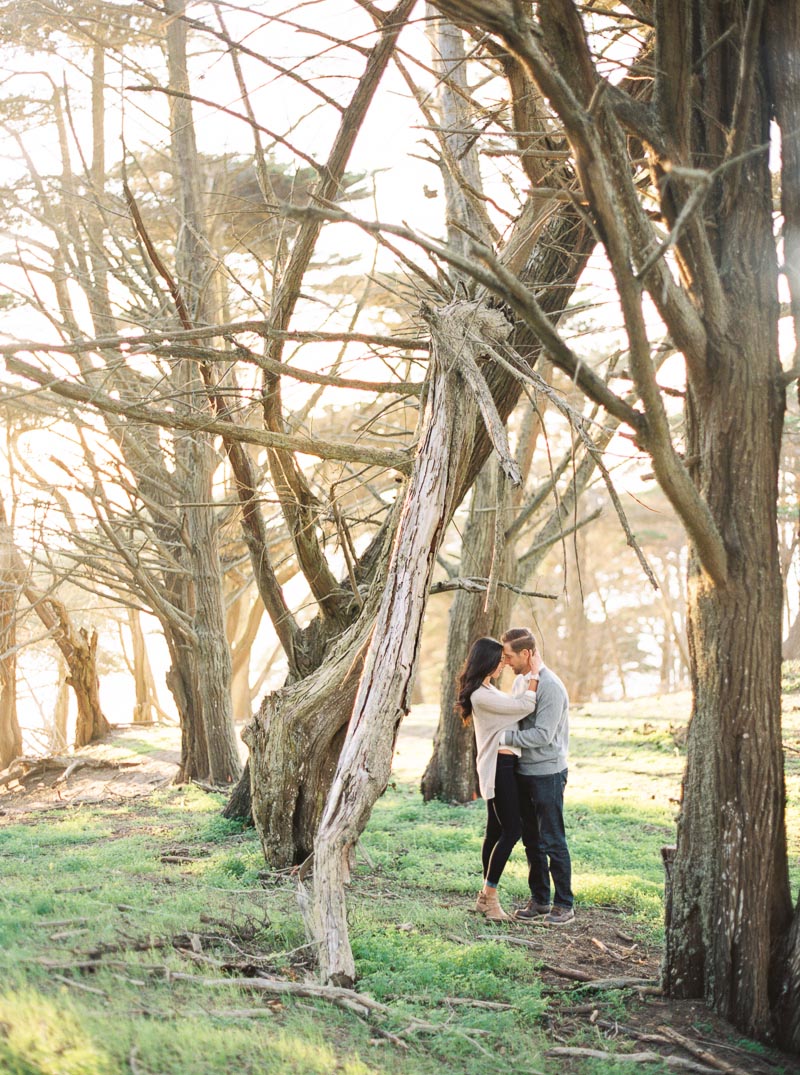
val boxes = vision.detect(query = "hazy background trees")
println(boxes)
[0,0,695,766]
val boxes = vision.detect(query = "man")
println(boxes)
[500,627,574,926]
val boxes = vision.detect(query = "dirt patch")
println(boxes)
[0,702,432,817]
[0,724,181,816]
[488,904,660,986]
[0,701,433,817]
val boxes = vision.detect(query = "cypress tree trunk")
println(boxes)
[163,0,240,785]
[663,30,792,1030]
[664,337,790,1034]
[244,585,384,866]
[247,302,519,867]
[664,316,791,1035]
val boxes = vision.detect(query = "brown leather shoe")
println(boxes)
[515,899,551,921]
[475,889,511,921]
[545,905,575,926]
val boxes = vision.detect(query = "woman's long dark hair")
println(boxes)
[456,637,503,720]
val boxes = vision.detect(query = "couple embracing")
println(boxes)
[457,628,574,926]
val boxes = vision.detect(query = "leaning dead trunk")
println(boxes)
[238,173,591,837]
[305,301,516,985]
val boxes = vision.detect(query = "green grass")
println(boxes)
[1,692,798,1075]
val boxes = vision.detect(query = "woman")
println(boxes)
[457,636,538,921]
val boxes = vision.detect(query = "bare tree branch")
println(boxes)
[3,357,412,474]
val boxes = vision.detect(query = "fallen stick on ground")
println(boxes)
[658,1026,756,1075]
[540,963,594,982]
[170,972,498,1052]
[594,1017,673,1044]
[52,973,108,998]
[167,972,388,1018]
[477,933,542,950]
[441,996,515,1010]
[33,918,89,929]
[546,1046,719,1073]
[56,759,86,784]
[575,976,659,991]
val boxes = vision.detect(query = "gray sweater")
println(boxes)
[501,665,569,775]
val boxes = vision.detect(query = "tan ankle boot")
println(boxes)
[475,888,511,921]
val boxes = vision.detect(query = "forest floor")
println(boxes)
[1,692,800,1075]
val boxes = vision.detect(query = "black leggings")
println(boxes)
[482,753,522,886]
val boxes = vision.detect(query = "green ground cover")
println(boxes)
[1,689,798,1075]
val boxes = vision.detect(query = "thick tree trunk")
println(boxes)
[223,613,363,827]
[244,601,377,866]
[307,300,497,985]
[663,151,792,1039]
[244,520,398,854]
[665,452,790,1033]
[161,0,240,786]
[661,2,800,1044]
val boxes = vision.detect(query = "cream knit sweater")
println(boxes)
[471,684,538,800]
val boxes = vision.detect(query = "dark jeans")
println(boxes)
[516,768,573,909]
[482,753,523,886]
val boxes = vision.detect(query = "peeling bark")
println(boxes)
[307,301,506,985]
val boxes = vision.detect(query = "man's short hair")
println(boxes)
[501,627,537,654]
